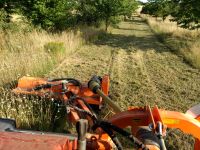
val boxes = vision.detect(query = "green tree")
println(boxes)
[76,0,99,26]
[0,0,16,22]
[97,0,138,31]
[1,0,138,31]
[171,0,200,29]
[142,0,200,30]
[77,0,138,31]
[121,0,138,19]
[19,0,77,31]
[98,0,123,31]
[141,0,173,20]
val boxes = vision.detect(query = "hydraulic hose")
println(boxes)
[33,78,81,91]
[49,78,81,86]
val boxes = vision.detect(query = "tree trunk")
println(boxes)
[4,2,12,23]
[105,18,109,32]
[124,15,126,21]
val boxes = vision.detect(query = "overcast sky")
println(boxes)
[139,0,148,3]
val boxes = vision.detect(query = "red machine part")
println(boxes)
[0,131,113,150]
[0,132,77,150]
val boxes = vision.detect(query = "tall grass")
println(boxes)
[0,30,84,86]
[0,21,102,130]
[142,15,200,69]
[0,29,83,130]
[0,89,53,130]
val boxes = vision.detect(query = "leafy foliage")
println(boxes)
[0,0,138,31]
[141,0,174,20]
[0,0,14,23]
[141,0,200,29]
[0,9,7,23]
[77,0,138,31]
[44,42,65,55]
[171,0,200,29]
[121,0,138,18]
[18,0,78,31]
[96,0,125,31]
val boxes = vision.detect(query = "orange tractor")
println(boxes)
[0,75,200,150]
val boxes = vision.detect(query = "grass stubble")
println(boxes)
[45,16,200,149]
[142,15,200,69]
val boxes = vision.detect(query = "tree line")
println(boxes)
[141,0,200,30]
[0,0,138,31]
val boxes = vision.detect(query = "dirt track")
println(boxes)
[48,16,200,149]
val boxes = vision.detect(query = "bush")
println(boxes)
[44,42,65,56]
[0,9,7,27]
[110,16,122,28]
[20,0,78,31]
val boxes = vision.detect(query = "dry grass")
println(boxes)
[0,24,102,130]
[48,18,200,149]
[142,15,200,69]
[0,30,83,86]
[0,25,104,87]
[0,29,83,130]
[0,88,52,130]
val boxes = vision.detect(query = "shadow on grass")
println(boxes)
[94,32,169,53]
[93,18,194,68]
[116,26,150,32]
[125,18,146,24]
[92,18,197,69]
[91,18,174,53]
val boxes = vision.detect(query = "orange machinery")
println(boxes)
[1,104,200,150]
[0,75,199,150]
[13,75,109,107]
[12,75,110,127]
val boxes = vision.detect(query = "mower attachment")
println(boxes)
[4,75,200,150]
[13,75,109,107]
[12,75,110,127]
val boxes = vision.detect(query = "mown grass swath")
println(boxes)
[142,15,200,69]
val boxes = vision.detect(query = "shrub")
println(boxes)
[44,42,65,56]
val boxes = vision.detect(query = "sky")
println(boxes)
[139,0,148,3]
